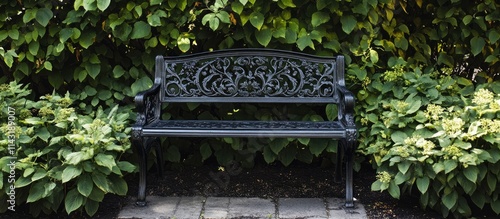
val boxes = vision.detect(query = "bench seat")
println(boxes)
[142,120,346,138]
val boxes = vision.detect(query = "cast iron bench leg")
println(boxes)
[153,138,164,177]
[344,138,356,208]
[334,143,343,183]
[134,138,147,207]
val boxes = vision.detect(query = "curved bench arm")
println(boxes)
[336,85,356,129]
[132,84,161,136]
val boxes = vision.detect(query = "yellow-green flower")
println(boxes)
[425,104,444,121]
[472,88,494,106]
[442,117,465,136]
[376,171,392,183]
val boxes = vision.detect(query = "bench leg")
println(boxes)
[343,139,356,208]
[134,138,148,207]
[153,138,164,177]
[334,142,343,183]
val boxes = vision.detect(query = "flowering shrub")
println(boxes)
[0,82,136,217]
[357,66,500,218]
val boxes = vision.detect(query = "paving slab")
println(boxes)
[117,196,180,219]
[326,198,368,219]
[227,197,276,218]
[203,197,230,218]
[173,196,205,219]
[278,198,328,219]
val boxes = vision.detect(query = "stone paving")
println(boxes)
[118,196,368,219]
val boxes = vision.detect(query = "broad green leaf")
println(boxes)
[325,104,338,121]
[463,166,478,182]
[444,159,457,174]
[97,89,112,100]
[44,61,53,70]
[488,30,500,44]
[36,8,53,27]
[270,138,288,154]
[113,65,126,78]
[316,0,331,10]
[88,187,105,202]
[166,146,181,162]
[202,13,219,31]
[65,189,84,214]
[263,146,277,163]
[27,181,45,203]
[470,36,485,56]
[249,12,264,30]
[279,0,296,8]
[442,191,458,210]
[32,168,47,181]
[109,175,128,195]
[387,181,400,198]
[92,172,110,192]
[232,2,244,14]
[130,21,151,39]
[29,41,39,56]
[311,12,330,27]
[200,144,212,161]
[297,35,314,50]
[62,165,82,183]
[85,199,99,216]
[279,145,296,166]
[147,14,162,27]
[117,161,136,173]
[150,0,163,6]
[77,174,93,196]
[487,173,497,192]
[24,168,35,177]
[113,23,132,41]
[85,63,101,79]
[416,176,430,193]
[36,127,50,142]
[131,76,153,95]
[97,0,111,11]
[8,29,19,40]
[255,28,272,46]
[492,200,500,214]
[177,36,191,52]
[216,11,231,24]
[84,85,98,96]
[340,15,357,34]
[79,31,96,49]
[309,139,328,156]
[95,153,116,170]
[14,176,32,188]
[23,8,37,23]
[390,131,407,143]
[397,161,411,174]
[60,28,74,42]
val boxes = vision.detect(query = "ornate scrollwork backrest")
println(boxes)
[160,50,340,103]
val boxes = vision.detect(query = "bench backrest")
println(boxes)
[155,49,345,103]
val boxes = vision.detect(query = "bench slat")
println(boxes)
[142,120,345,138]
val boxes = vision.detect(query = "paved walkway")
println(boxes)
[118,196,368,219]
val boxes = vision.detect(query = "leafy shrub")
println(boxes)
[357,66,500,218]
[0,82,136,217]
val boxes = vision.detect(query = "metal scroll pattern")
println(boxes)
[164,56,336,98]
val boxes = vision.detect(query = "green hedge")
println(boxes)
[1,0,500,217]
[0,82,135,216]
[359,65,500,218]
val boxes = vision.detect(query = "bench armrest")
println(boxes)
[134,83,161,127]
[336,85,356,129]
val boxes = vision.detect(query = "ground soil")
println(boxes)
[2,157,498,219]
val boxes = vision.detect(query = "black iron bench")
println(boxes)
[131,49,358,208]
